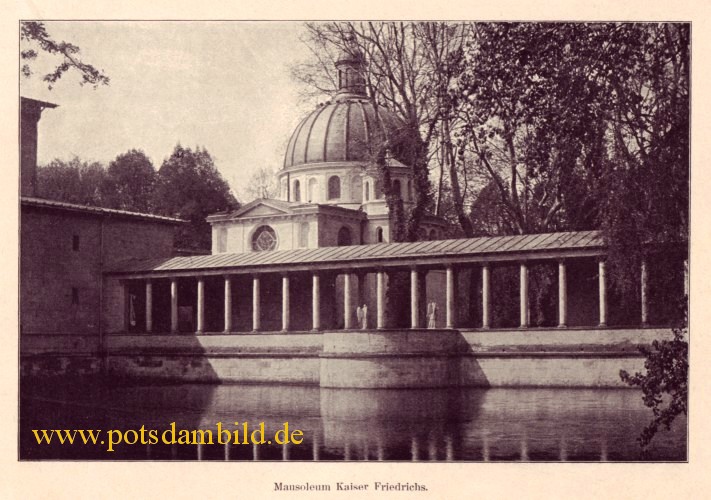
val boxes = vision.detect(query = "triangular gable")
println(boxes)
[229,198,296,219]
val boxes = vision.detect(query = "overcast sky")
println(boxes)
[20,21,322,201]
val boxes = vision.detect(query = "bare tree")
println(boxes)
[292,22,472,240]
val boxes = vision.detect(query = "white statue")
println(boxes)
[356,306,363,330]
[427,301,437,329]
[361,304,368,329]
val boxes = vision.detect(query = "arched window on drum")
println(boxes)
[376,226,384,243]
[328,176,341,200]
[364,181,370,201]
[293,180,301,202]
[337,226,352,246]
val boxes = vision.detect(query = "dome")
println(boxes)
[283,95,405,169]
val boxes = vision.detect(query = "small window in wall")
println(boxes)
[429,229,437,241]
[337,226,353,246]
[71,287,79,305]
[376,227,384,243]
[72,234,80,251]
[293,180,301,202]
[328,176,341,200]
[364,181,370,201]
[393,179,402,199]
[252,225,278,252]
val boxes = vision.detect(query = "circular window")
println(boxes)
[252,225,277,252]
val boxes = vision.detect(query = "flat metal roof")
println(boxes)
[108,230,605,277]
[21,197,185,224]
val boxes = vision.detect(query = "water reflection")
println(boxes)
[20,382,686,461]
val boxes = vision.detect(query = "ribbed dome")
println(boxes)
[283,96,405,169]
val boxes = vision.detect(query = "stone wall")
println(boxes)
[22,327,675,388]
[20,206,176,335]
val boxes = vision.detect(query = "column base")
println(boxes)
[557,324,567,328]
[598,323,607,328]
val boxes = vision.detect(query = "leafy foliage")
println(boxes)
[20,21,109,89]
[620,320,688,448]
[37,157,107,206]
[102,150,157,212]
[153,145,238,250]
[36,145,239,251]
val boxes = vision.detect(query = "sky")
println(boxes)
[20,21,322,201]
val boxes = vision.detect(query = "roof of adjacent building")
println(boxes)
[20,96,59,109]
[108,230,606,277]
[21,197,185,224]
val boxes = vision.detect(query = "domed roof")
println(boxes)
[283,95,405,169]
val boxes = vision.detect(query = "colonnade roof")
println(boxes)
[108,230,605,279]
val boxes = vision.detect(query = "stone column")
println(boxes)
[252,276,260,332]
[376,270,385,329]
[684,258,689,297]
[312,273,321,331]
[224,276,232,333]
[170,278,178,333]
[482,265,491,329]
[145,280,153,333]
[410,268,420,328]
[282,274,290,332]
[598,260,607,327]
[196,277,205,334]
[519,263,529,328]
[641,259,649,326]
[558,260,567,328]
[446,266,456,329]
[343,273,353,329]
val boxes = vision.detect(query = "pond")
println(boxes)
[19,382,686,461]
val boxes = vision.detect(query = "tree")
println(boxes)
[595,24,689,296]
[36,156,107,206]
[453,23,610,236]
[153,145,238,250]
[294,22,471,241]
[20,21,109,90]
[102,149,157,212]
[240,166,279,201]
[620,321,688,449]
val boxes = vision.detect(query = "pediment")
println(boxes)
[230,199,296,219]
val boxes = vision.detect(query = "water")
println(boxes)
[20,382,686,461]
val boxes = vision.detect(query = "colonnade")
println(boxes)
[131,257,673,334]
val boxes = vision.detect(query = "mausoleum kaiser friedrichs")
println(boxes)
[20,43,687,391]
[206,43,446,254]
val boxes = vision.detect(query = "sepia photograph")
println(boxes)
[18,19,688,470]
